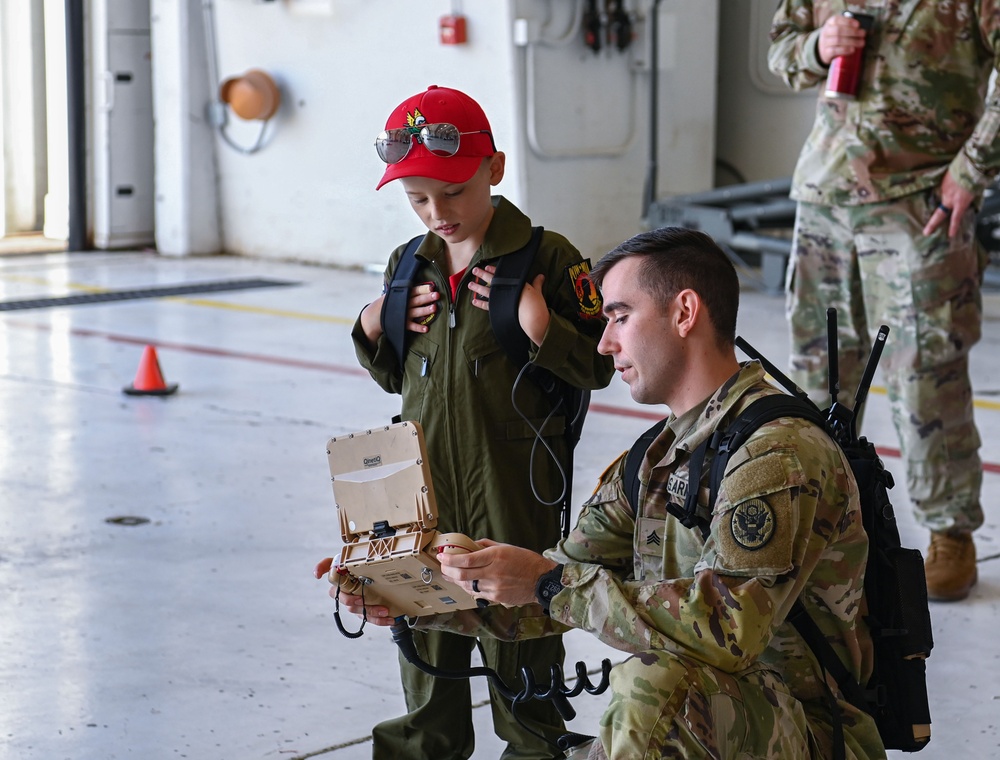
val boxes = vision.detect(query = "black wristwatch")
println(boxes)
[535,564,565,616]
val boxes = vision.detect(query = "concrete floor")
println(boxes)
[0,250,997,760]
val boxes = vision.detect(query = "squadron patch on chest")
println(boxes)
[730,498,775,550]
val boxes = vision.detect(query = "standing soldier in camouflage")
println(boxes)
[768,2,995,601]
[329,228,886,759]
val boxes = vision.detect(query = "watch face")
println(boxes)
[541,578,562,599]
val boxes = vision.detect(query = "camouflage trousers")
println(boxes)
[583,650,879,759]
[787,193,986,533]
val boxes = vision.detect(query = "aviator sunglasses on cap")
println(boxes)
[375,123,496,164]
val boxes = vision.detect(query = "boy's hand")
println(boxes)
[405,283,440,332]
[314,557,397,626]
[359,295,386,347]
[468,267,550,345]
[358,284,440,349]
[468,265,495,309]
[517,274,550,346]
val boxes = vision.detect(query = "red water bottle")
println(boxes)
[825,11,874,100]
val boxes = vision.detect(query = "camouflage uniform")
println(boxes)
[354,196,614,759]
[417,363,884,758]
[768,0,999,532]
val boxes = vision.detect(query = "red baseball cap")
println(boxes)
[375,85,496,190]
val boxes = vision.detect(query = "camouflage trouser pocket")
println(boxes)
[856,190,983,373]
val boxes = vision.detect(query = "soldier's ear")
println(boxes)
[672,288,700,338]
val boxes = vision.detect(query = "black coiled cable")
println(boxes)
[389,617,611,723]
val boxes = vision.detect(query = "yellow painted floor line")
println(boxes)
[168,296,354,324]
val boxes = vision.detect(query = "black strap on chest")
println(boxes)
[623,395,824,535]
[379,228,544,370]
[380,234,424,369]
[623,418,665,520]
[488,226,544,369]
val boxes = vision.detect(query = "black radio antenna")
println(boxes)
[849,324,890,440]
[735,336,817,409]
[827,308,840,407]
[825,309,854,446]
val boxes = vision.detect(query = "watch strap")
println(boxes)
[534,563,565,616]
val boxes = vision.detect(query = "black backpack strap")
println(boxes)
[379,235,424,368]
[787,600,867,760]
[487,226,589,537]
[676,394,826,540]
[488,226,544,368]
[788,601,868,710]
[709,395,825,480]
[623,418,667,518]
[675,436,715,539]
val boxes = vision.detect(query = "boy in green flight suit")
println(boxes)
[348,84,614,759]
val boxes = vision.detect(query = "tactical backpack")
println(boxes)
[379,228,590,537]
[623,312,933,756]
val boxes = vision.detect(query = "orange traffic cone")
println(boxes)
[123,345,179,396]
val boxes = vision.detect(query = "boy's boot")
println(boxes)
[924,530,977,602]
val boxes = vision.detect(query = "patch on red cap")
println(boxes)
[376,85,496,190]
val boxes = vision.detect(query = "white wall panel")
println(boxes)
[149,0,720,265]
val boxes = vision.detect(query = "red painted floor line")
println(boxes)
[9,319,1000,474]
[6,319,371,377]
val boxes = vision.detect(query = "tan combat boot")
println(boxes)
[924,531,977,602]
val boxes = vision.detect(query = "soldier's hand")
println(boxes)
[438,539,558,607]
[923,173,975,239]
[817,13,866,65]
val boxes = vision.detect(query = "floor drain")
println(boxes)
[105,516,150,526]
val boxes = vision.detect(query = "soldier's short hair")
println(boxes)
[591,227,739,346]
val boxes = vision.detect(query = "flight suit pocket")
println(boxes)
[400,340,439,421]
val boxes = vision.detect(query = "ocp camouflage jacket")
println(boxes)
[768,0,1000,205]
[418,363,881,751]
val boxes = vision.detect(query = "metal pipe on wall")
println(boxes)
[64,0,86,251]
[640,0,662,223]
